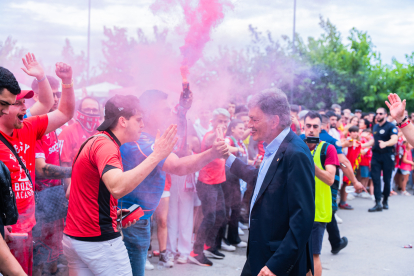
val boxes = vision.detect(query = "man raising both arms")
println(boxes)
[0,54,76,275]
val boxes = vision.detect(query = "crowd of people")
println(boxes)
[0,53,413,276]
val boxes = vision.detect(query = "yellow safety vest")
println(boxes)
[311,141,332,223]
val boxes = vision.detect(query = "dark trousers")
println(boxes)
[194,181,226,254]
[371,152,394,202]
[326,210,341,249]
[216,174,242,246]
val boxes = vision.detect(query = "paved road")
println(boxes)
[147,192,414,276]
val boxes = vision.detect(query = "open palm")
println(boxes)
[385,93,406,122]
[21,53,44,79]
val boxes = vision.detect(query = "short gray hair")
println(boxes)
[331,104,341,110]
[247,88,292,129]
[212,108,230,120]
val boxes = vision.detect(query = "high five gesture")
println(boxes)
[385,93,414,147]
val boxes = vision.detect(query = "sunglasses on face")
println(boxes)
[53,92,62,99]
[376,112,384,115]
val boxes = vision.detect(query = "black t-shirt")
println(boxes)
[372,122,398,153]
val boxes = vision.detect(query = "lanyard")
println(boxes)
[310,142,322,158]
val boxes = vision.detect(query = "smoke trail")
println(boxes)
[151,0,233,81]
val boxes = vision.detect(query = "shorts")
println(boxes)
[311,222,327,255]
[398,168,411,175]
[360,166,371,178]
[161,191,170,198]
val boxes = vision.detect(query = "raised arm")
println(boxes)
[45,62,75,134]
[162,136,229,176]
[386,93,414,146]
[21,53,54,116]
[102,125,178,199]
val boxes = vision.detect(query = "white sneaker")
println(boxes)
[347,194,355,200]
[239,222,248,230]
[360,192,372,199]
[177,255,188,264]
[371,194,375,201]
[221,241,236,252]
[335,213,343,224]
[238,227,245,236]
[145,259,155,270]
[236,241,247,248]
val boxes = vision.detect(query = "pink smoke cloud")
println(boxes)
[151,0,233,81]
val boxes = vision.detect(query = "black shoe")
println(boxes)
[331,237,348,254]
[368,202,383,212]
[204,248,225,259]
[382,199,389,210]
[189,252,213,266]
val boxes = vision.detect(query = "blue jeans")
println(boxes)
[123,219,151,276]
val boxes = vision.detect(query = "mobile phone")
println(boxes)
[306,137,320,144]
[182,82,190,99]
[117,204,144,228]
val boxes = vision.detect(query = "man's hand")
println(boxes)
[55,62,73,83]
[179,90,193,110]
[21,53,44,80]
[258,266,276,276]
[379,140,387,149]
[385,93,406,123]
[291,115,299,126]
[353,180,367,193]
[153,124,178,160]
[117,209,137,228]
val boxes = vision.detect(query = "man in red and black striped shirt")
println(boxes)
[63,95,178,276]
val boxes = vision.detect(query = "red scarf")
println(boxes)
[75,110,100,134]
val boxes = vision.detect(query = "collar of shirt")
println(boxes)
[262,127,291,158]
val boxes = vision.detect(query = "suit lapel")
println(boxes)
[253,130,295,208]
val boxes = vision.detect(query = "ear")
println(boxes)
[119,116,127,128]
[270,115,280,130]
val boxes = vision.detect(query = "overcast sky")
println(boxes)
[1,0,413,70]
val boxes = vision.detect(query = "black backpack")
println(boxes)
[0,160,18,226]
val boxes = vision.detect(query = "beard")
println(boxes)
[377,117,384,123]
[330,124,336,129]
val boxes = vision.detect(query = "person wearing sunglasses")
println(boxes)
[362,107,398,212]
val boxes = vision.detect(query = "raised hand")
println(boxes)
[21,52,44,79]
[215,125,225,141]
[212,139,229,159]
[153,124,178,160]
[55,62,73,83]
[179,89,193,110]
[385,93,406,123]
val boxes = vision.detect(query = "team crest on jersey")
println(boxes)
[379,129,385,134]
[151,143,155,151]
[392,128,397,133]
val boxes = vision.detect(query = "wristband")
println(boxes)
[36,75,46,82]
[62,80,74,89]
[398,120,410,129]
[397,116,408,127]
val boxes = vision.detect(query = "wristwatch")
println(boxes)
[397,116,408,127]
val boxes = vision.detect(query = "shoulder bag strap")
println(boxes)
[0,133,33,187]
[72,133,112,168]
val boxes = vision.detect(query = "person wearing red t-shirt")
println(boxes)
[59,96,100,197]
[62,95,178,276]
[0,55,75,275]
[397,141,414,196]
[190,108,230,266]
[31,75,72,276]
[342,126,361,184]
[359,129,374,199]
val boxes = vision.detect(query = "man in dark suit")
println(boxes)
[225,89,315,276]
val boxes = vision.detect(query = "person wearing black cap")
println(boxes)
[63,94,179,275]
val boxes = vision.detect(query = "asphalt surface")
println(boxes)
[147,190,414,276]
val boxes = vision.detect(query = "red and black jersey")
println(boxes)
[64,130,123,241]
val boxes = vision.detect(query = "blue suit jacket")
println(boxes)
[230,130,315,276]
